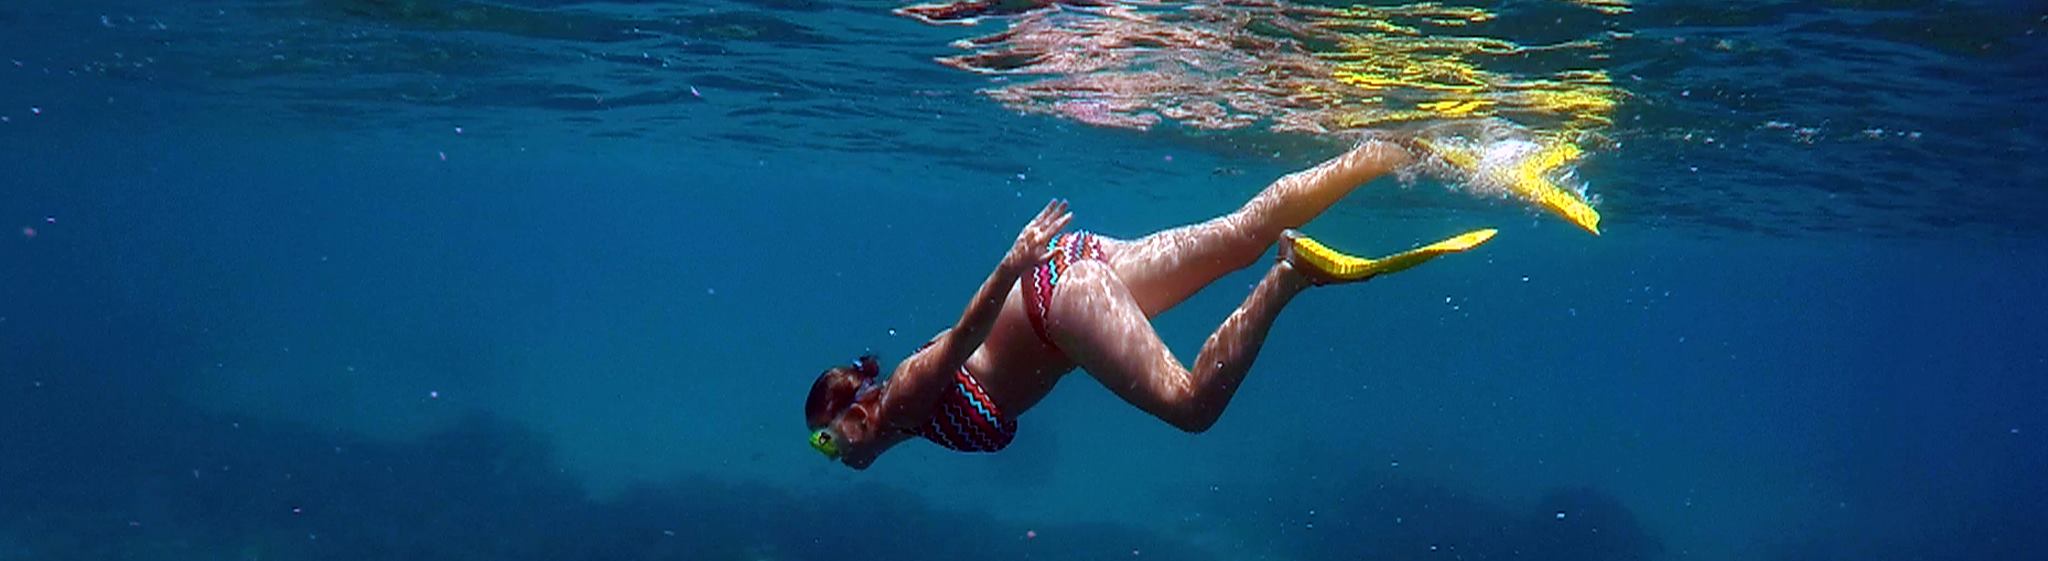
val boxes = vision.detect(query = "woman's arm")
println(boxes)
[877,199,1071,425]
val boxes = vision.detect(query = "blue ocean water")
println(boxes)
[1,1,2044,560]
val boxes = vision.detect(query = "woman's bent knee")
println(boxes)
[1171,411,1218,434]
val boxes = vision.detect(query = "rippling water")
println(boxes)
[12,0,2044,236]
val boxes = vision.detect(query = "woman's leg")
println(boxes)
[1047,256,1314,433]
[1110,140,1411,316]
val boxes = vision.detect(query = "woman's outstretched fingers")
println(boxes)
[1040,199,1070,232]
[1012,199,1072,268]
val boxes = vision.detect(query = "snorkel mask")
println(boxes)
[808,356,882,462]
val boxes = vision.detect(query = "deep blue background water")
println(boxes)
[3,1,2045,560]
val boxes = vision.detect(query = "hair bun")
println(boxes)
[854,354,880,379]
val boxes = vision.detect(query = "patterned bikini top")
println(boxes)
[896,339,1017,453]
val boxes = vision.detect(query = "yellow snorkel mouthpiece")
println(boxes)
[809,429,842,459]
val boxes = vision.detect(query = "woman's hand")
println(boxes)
[1004,198,1072,274]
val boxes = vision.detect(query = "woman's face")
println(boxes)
[822,388,887,470]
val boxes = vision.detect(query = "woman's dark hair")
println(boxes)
[805,354,880,429]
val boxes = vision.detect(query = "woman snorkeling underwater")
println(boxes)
[804,137,1499,470]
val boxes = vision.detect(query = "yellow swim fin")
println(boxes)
[1416,137,1603,236]
[1285,228,1497,283]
